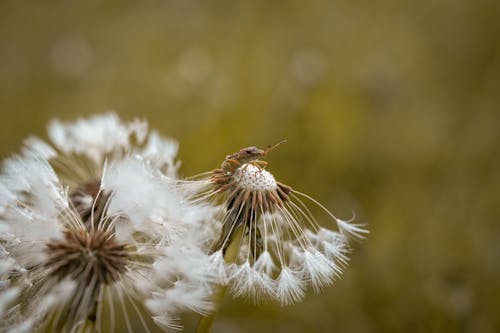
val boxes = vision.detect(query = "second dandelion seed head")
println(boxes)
[201,142,368,306]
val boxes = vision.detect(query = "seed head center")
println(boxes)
[234,163,277,192]
[45,229,128,285]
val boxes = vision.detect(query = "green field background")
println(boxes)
[0,1,499,332]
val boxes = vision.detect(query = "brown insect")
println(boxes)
[221,139,287,172]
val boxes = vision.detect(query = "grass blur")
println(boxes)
[1,0,499,332]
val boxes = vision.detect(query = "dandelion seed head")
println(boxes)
[233,164,277,192]
[193,143,368,305]
[1,114,218,332]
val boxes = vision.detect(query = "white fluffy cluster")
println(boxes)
[205,162,369,305]
[233,164,277,192]
[210,214,364,306]
[0,113,218,332]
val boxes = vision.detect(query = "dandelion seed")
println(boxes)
[190,142,368,305]
[276,267,305,306]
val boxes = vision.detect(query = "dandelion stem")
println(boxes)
[195,225,244,333]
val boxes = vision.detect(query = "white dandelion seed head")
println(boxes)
[191,144,368,306]
[0,113,219,332]
[233,164,278,192]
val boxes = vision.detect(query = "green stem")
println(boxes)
[195,226,243,333]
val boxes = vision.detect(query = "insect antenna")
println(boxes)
[263,139,288,156]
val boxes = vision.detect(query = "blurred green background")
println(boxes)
[1,0,499,332]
